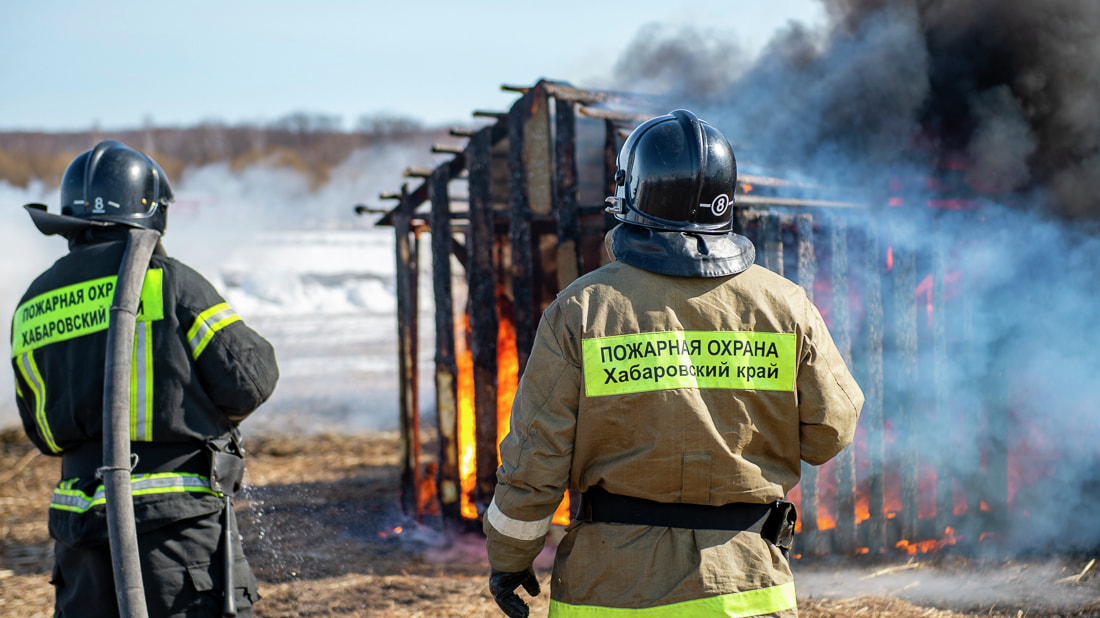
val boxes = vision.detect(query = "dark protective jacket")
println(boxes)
[10,232,278,546]
[485,252,863,617]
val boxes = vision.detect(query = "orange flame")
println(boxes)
[895,526,958,555]
[497,308,571,525]
[418,462,440,516]
[456,317,478,520]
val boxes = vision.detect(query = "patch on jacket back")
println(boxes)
[12,269,164,355]
[581,330,795,396]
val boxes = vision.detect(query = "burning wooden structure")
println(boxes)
[362,79,1016,557]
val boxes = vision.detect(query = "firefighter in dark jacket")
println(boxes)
[10,141,279,617]
[485,111,863,617]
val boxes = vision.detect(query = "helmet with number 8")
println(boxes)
[26,140,173,237]
[606,109,737,233]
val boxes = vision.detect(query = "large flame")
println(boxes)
[456,316,478,520]
[497,307,571,525]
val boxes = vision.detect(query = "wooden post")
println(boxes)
[603,119,619,234]
[762,213,783,275]
[831,215,856,552]
[394,184,421,518]
[795,213,821,554]
[958,224,983,542]
[430,165,461,523]
[554,97,581,288]
[932,216,953,536]
[467,128,500,510]
[509,90,535,375]
[891,220,920,543]
[862,217,887,553]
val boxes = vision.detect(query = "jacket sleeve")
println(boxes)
[796,297,864,466]
[484,302,579,573]
[174,261,279,424]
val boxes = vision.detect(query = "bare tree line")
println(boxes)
[0,112,452,189]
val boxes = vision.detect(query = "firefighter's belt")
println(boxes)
[580,486,798,549]
[61,440,209,480]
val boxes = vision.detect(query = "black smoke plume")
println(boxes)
[610,0,1100,554]
[613,0,1100,220]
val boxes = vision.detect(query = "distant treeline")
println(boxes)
[0,113,457,189]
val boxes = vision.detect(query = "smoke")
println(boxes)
[0,139,446,434]
[608,1,1100,552]
[614,0,1100,219]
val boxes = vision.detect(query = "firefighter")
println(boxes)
[10,141,279,617]
[484,110,863,617]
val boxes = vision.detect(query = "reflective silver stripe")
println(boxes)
[187,303,240,360]
[486,497,553,541]
[130,320,153,441]
[51,473,216,512]
[18,352,60,453]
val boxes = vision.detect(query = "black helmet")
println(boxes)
[26,140,173,237]
[605,109,737,233]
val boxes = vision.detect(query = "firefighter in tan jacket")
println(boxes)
[484,110,864,617]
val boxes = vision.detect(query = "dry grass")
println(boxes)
[2,429,1096,617]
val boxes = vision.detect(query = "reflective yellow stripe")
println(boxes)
[11,269,164,357]
[549,582,797,618]
[486,497,554,541]
[186,303,241,360]
[16,352,60,453]
[50,473,219,513]
[130,320,154,442]
[581,331,796,397]
[13,374,23,398]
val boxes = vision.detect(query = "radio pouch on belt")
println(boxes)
[760,500,797,552]
[207,431,246,617]
[206,430,246,496]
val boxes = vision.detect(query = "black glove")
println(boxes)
[489,567,541,618]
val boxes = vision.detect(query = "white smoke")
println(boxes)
[1,140,444,434]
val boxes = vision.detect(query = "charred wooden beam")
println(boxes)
[394,184,422,518]
[795,214,821,554]
[467,127,500,509]
[433,144,466,155]
[932,218,952,536]
[509,89,536,374]
[430,166,461,524]
[762,213,783,274]
[473,110,509,121]
[983,252,1010,537]
[958,227,983,543]
[891,223,920,542]
[372,155,467,226]
[554,98,581,287]
[735,195,867,209]
[541,80,659,107]
[404,167,435,178]
[578,106,653,125]
[603,119,619,233]
[862,218,887,554]
[831,216,857,551]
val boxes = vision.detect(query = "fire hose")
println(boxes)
[100,227,161,618]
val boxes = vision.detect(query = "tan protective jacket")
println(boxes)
[485,260,863,617]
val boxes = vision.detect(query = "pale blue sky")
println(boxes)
[0,1,825,131]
